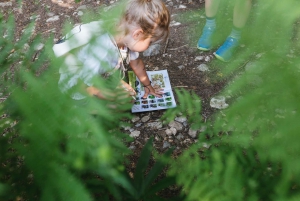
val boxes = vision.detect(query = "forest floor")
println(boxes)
[0,0,253,197]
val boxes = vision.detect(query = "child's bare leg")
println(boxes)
[233,0,252,28]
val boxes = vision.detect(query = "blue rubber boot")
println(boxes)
[214,36,239,62]
[197,26,216,51]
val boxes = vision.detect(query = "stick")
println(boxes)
[163,37,169,54]
[168,44,187,51]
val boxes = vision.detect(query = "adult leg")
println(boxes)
[197,0,221,51]
[214,0,252,62]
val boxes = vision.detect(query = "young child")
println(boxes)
[53,0,170,102]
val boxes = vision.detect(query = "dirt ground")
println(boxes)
[0,0,232,155]
[0,0,240,198]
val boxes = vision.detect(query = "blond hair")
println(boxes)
[121,0,170,42]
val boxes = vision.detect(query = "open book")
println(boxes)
[128,70,177,113]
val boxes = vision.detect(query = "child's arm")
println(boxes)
[86,81,136,101]
[130,58,163,99]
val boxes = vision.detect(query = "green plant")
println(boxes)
[167,0,300,200]
[0,5,133,201]
[118,138,181,201]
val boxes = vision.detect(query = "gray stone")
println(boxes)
[47,12,55,17]
[34,43,44,51]
[197,64,209,72]
[204,56,211,62]
[129,145,136,150]
[141,116,150,123]
[202,143,211,149]
[194,56,204,61]
[176,133,184,140]
[170,20,181,27]
[130,130,140,138]
[175,116,187,123]
[0,2,12,7]
[131,116,140,123]
[147,121,163,129]
[188,128,198,138]
[165,129,173,136]
[210,96,228,109]
[135,123,142,128]
[178,65,185,70]
[168,121,183,131]
[166,127,177,136]
[163,141,171,149]
[46,15,59,23]
[77,5,87,10]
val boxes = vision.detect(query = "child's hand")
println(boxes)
[119,80,137,100]
[142,85,164,99]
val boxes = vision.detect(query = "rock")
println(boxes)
[135,123,142,128]
[47,12,55,17]
[204,56,211,62]
[194,56,204,61]
[177,65,185,70]
[165,129,173,136]
[170,20,181,27]
[210,96,228,109]
[130,130,140,138]
[34,43,44,51]
[143,44,161,56]
[175,116,187,123]
[202,143,211,149]
[46,15,59,23]
[166,127,177,136]
[30,15,40,21]
[168,121,183,131]
[141,116,150,123]
[121,125,130,130]
[178,5,187,9]
[176,133,184,140]
[131,116,140,123]
[163,141,171,149]
[168,2,174,6]
[77,11,84,16]
[0,2,12,7]
[147,121,163,129]
[197,64,209,72]
[183,139,191,144]
[188,128,198,138]
[77,5,87,10]
[129,145,136,150]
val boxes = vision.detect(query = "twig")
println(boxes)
[42,28,56,34]
[163,37,169,54]
[168,44,187,51]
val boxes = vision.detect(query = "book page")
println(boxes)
[128,70,177,113]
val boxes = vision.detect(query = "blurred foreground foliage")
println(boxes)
[1,0,300,200]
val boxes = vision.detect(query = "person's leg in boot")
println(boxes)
[197,0,220,51]
[214,0,252,62]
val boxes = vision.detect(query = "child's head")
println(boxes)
[119,0,170,52]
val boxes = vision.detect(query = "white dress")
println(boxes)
[52,21,139,100]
